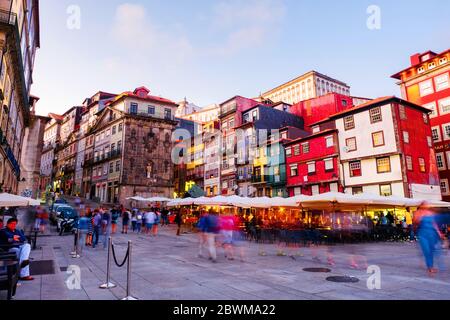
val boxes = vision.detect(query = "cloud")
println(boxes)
[111,3,193,64]
[206,0,286,56]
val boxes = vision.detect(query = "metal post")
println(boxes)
[122,240,138,300]
[100,237,116,289]
[72,228,81,258]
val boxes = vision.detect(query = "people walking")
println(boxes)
[416,206,445,275]
[86,209,93,246]
[197,211,208,258]
[92,210,102,249]
[136,210,143,234]
[205,210,219,263]
[111,207,120,234]
[131,211,137,232]
[145,210,156,236]
[101,208,110,235]
[152,209,160,236]
[175,210,182,236]
[122,209,130,234]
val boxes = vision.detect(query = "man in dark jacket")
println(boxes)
[0,218,34,281]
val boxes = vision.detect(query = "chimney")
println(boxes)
[410,53,421,66]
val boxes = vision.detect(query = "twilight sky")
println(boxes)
[32,0,450,116]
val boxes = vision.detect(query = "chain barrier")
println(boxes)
[111,242,130,268]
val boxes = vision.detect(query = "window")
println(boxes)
[116,161,121,172]
[130,103,138,114]
[428,62,436,70]
[377,157,391,173]
[349,161,361,177]
[346,137,357,152]
[148,106,155,115]
[436,153,446,170]
[379,184,392,197]
[418,66,425,74]
[106,129,110,137]
[294,145,300,156]
[119,124,123,132]
[158,108,170,121]
[286,147,292,157]
[344,115,355,130]
[443,123,450,140]
[438,98,450,115]
[112,126,116,135]
[399,105,407,120]
[372,131,385,147]
[439,57,448,65]
[352,187,363,195]
[424,102,438,118]
[109,162,114,174]
[440,179,449,195]
[403,131,410,144]
[324,158,334,171]
[419,80,434,97]
[312,126,320,133]
[302,143,310,154]
[308,162,316,174]
[435,73,449,91]
[370,107,382,123]
[325,136,334,148]
[222,181,228,190]
[432,127,441,142]
[419,158,426,173]
[117,140,122,151]
[423,113,429,124]
[406,155,413,171]
[427,136,432,148]
[290,164,298,177]
[342,99,348,107]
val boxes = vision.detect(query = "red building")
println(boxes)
[392,49,450,200]
[284,129,342,196]
[289,93,354,131]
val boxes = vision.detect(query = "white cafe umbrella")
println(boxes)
[0,193,41,207]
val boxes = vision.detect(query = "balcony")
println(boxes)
[219,104,237,118]
[251,175,269,184]
[266,175,286,185]
[134,112,176,122]
[83,158,94,168]
[94,148,122,164]
[0,8,28,119]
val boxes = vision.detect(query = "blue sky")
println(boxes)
[32,0,450,116]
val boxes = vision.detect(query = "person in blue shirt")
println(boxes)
[0,218,34,281]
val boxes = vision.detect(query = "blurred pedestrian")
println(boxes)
[92,210,102,248]
[111,207,120,234]
[219,213,235,260]
[197,211,208,258]
[416,206,445,275]
[136,210,143,233]
[122,209,130,234]
[85,210,93,246]
[101,208,110,235]
[175,210,182,236]
[131,211,137,232]
[205,210,219,263]
[152,209,160,236]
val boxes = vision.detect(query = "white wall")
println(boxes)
[345,182,405,197]
[343,155,403,186]
[337,105,398,161]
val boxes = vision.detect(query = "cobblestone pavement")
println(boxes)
[4,220,449,300]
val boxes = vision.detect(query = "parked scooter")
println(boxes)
[59,216,78,236]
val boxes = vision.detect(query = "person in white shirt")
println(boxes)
[145,210,156,235]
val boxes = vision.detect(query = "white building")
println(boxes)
[261,71,351,105]
[320,96,441,199]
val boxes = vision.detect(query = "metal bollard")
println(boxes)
[72,229,81,258]
[122,240,138,300]
[99,237,117,289]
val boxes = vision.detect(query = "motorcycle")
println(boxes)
[59,216,78,236]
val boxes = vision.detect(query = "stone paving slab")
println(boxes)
[4,223,450,300]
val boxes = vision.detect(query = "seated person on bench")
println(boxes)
[0,218,34,281]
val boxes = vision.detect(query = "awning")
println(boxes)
[0,193,41,207]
